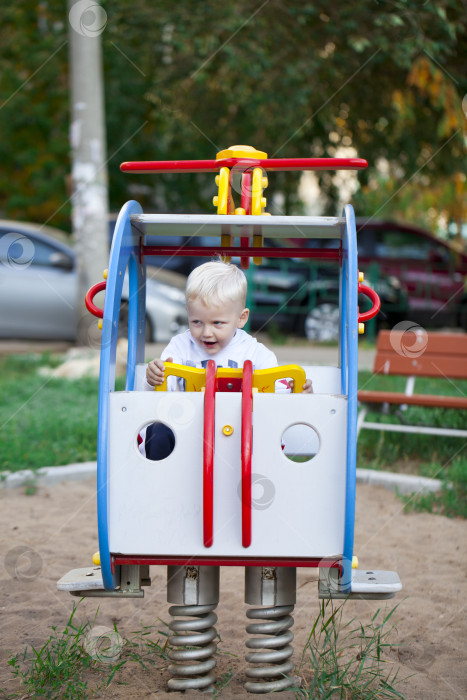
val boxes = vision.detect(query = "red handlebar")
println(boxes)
[85,281,107,319]
[241,360,253,548]
[358,282,381,323]
[203,360,216,548]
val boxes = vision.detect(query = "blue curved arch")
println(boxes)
[341,204,359,591]
[97,200,145,590]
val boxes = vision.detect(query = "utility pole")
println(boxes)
[68,0,109,344]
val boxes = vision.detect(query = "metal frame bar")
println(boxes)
[358,420,467,438]
[97,200,145,591]
[142,245,340,260]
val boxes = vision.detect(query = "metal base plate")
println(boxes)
[319,569,402,600]
[57,566,104,591]
[56,566,145,597]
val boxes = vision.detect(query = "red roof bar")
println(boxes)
[121,157,367,174]
[142,245,340,261]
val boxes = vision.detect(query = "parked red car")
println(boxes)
[288,219,467,330]
[355,220,467,329]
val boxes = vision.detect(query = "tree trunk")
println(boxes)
[68,0,109,345]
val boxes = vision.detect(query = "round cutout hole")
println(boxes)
[281,423,319,462]
[138,421,175,461]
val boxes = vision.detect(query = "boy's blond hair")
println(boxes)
[186,261,247,308]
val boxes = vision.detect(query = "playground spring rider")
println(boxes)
[58,145,402,693]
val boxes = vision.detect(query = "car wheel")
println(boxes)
[119,302,153,342]
[302,303,340,342]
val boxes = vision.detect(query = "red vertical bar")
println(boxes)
[203,360,216,547]
[240,171,251,270]
[242,360,253,547]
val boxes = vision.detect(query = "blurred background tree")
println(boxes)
[0,0,465,240]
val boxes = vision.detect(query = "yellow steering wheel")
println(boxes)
[155,362,307,393]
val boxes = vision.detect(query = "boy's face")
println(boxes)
[187,298,249,354]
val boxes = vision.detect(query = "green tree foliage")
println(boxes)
[0,1,465,229]
[0,4,69,226]
[352,51,466,239]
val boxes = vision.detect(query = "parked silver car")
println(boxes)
[0,220,188,342]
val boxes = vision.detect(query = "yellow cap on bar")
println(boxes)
[216,145,268,160]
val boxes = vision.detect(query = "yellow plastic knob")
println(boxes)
[235,207,246,215]
[261,197,267,207]
[213,196,219,207]
[358,323,365,334]
[352,555,358,569]
[222,425,234,436]
[103,269,108,280]
[215,175,220,186]
[92,551,101,566]
[262,176,268,188]
[216,145,268,160]
[359,271,364,283]
[98,319,103,330]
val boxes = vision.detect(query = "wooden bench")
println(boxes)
[357,330,467,438]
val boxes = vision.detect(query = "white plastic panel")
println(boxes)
[134,364,147,390]
[108,390,347,559]
[109,391,205,556]
[279,367,342,455]
[301,366,342,394]
[132,213,344,239]
[248,394,347,557]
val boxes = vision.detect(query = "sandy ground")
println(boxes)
[0,478,466,699]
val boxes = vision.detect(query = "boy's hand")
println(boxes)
[146,357,173,386]
[287,378,313,393]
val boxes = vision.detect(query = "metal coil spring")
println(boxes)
[167,603,218,691]
[245,604,295,694]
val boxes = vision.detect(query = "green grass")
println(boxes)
[401,459,467,518]
[357,375,467,466]
[7,599,404,699]
[0,354,124,472]
[7,603,167,699]
[296,600,405,699]
[265,321,289,345]
[357,371,467,465]
[213,667,234,697]
[357,370,467,518]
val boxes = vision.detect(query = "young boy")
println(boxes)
[141,260,312,459]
